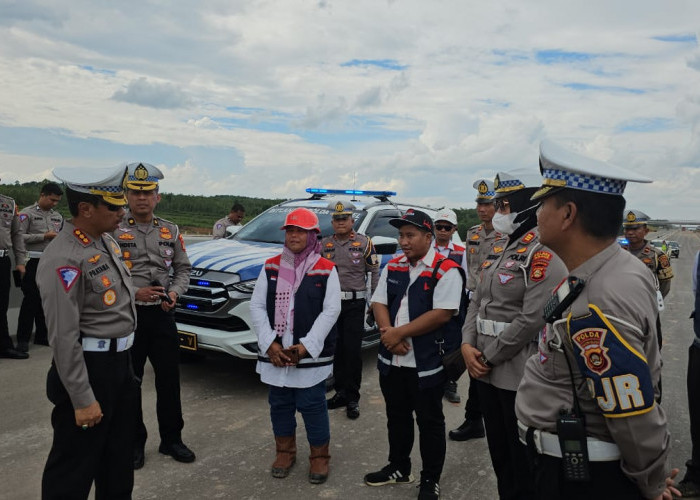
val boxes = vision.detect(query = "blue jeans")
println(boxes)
[268,380,330,446]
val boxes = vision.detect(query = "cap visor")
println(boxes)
[102,194,128,206]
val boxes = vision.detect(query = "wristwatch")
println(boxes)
[479,354,493,368]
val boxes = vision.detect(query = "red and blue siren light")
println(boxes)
[306,188,396,197]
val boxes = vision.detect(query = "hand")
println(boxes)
[15,264,25,276]
[291,343,308,359]
[75,401,103,429]
[652,468,680,500]
[380,326,404,350]
[266,343,300,367]
[161,292,177,312]
[136,285,165,303]
[44,230,58,240]
[462,344,490,378]
[388,340,411,355]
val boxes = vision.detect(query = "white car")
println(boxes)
[175,188,461,359]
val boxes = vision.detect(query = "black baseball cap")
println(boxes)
[389,209,434,235]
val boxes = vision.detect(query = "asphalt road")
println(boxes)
[1,230,698,500]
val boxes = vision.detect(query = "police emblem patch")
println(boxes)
[498,273,514,284]
[571,328,611,375]
[493,246,503,254]
[505,260,516,269]
[521,232,536,244]
[103,289,117,306]
[471,234,480,240]
[125,260,133,269]
[626,211,636,222]
[516,247,528,253]
[19,213,28,222]
[123,251,131,259]
[478,181,488,194]
[118,233,135,240]
[160,232,172,240]
[134,164,149,180]
[88,254,101,264]
[56,266,81,292]
[101,275,111,287]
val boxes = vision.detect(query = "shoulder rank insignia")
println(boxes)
[521,231,536,244]
[56,266,81,292]
[73,228,91,245]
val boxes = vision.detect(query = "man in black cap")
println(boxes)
[364,209,466,500]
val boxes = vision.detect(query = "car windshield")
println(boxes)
[232,205,362,244]
[651,240,664,248]
[669,241,679,248]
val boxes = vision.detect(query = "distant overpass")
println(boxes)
[648,220,700,229]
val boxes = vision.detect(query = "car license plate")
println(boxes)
[178,330,197,351]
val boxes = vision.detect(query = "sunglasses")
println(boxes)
[494,199,510,211]
[435,224,454,231]
[100,201,123,212]
[332,215,351,221]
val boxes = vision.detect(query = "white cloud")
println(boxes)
[0,0,698,219]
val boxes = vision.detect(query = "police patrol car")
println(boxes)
[174,188,461,359]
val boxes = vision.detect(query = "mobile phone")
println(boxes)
[150,280,173,304]
[556,410,590,481]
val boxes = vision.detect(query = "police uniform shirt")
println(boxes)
[36,221,137,409]
[113,214,191,299]
[462,229,567,391]
[320,231,379,292]
[212,216,240,239]
[18,203,63,253]
[515,242,668,499]
[465,224,500,292]
[629,240,673,297]
[372,247,463,368]
[0,193,26,260]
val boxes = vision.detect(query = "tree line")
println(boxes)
[1,180,481,238]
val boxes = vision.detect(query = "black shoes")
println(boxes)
[326,393,348,409]
[133,447,145,470]
[417,478,440,499]
[159,442,196,463]
[443,380,460,404]
[16,342,29,353]
[0,348,29,359]
[346,401,360,419]
[364,464,415,486]
[448,419,485,441]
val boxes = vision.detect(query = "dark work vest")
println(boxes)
[377,253,466,388]
[260,254,337,368]
[694,254,700,344]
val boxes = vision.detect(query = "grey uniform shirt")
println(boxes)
[36,221,137,409]
[462,228,567,391]
[515,242,669,499]
[629,241,673,298]
[465,224,501,292]
[0,194,26,261]
[113,215,192,299]
[19,203,63,253]
[212,216,240,239]
[320,231,379,293]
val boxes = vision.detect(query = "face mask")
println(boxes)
[492,211,521,235]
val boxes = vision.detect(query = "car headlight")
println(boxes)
[229,279,256,294]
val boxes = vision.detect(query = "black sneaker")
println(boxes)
[443,380,460,404]
[364,465,415,486]
[327,393,348,409]
[159,442,196,463]
[417,478,440,499]
[16,342,29,353]
[346,401,360,420]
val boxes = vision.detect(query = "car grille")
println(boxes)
[177,281,229,313]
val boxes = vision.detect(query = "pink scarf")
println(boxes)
[273,231,321,337]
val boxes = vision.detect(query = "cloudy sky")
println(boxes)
[0,0,698,219]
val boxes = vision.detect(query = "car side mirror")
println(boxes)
[372,236,398,255]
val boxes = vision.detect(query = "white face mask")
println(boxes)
[492,211,521,235]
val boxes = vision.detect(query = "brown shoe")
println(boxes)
[308,442,330,484]
[271,435,296,478]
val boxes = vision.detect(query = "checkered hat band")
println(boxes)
[87,185,124,194]
[496,179,525,193]
[128,176,159,182]
[477,190,495,198]
[542,168,626,195]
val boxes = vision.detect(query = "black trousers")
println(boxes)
[526,450,641,499]
[463,373,483,421]
[332,298,365,402]
[42,350,137,500]
[0,256,12,350]
[132,305,184,447]
[476,380,534,500]
[17,258,48,344]
[379,366,446,482]
[687,343,700,480]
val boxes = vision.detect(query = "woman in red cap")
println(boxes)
[250,207,341,484]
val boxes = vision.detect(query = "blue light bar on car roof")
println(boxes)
[306,188,397,197]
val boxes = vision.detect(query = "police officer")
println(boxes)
[114,162,195,469]
[515,139,678,499]
[323,200,379,419]
[622,209,673,299]
[16,182,63,352]
[0,180,27,359]
[212,202,245,239]
[462,171,567,500]
[36,165,138,499]
[449,179,498,441]
[432,208,466,404]
[365,209,467,500]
